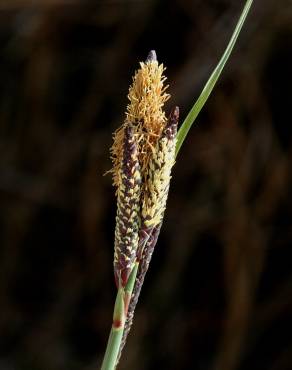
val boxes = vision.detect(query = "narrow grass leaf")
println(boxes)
[175,0,253,156]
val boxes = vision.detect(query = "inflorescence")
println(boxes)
[110,50,179,289]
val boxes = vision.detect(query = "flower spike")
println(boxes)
[114,125,141,287]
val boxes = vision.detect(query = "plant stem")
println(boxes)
[100,264,139,370]
[101,326,124,370]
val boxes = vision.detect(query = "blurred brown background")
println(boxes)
[0,0,292,369]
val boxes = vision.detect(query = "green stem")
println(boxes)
[101,326,124,370]
[100,264,139,370]
[124,262,139,312]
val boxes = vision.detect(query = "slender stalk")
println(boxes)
[124,262,139,314]
[101,326,123,370]
[101,288,125,370]
[100,264,139,370]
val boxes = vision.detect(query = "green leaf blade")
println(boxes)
[175,0,254,157]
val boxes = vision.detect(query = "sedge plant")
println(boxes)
[101,0,254,369]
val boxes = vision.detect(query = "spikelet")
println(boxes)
[126,58,170,150]
[141,106,179,228]
[110,50,170,188]
[113,125,141,287]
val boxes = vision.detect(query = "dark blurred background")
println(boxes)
[0,0,292,369]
